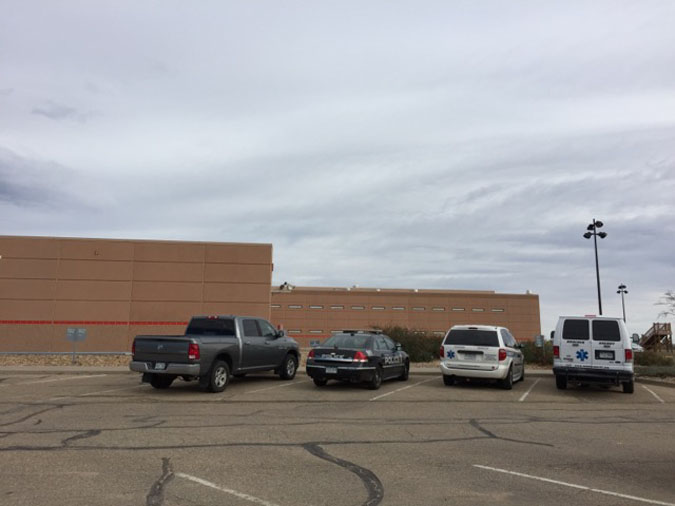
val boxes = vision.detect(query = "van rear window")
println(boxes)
[592,320,621,341]
[444,330,499,347]
[562,319,589,340]
[186,318,236,336]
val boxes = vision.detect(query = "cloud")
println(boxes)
[31,101,96,122]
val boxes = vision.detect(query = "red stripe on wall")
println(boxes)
[0,320,189,326]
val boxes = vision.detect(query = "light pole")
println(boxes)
[583,219,607,315]
[617,284,628,322]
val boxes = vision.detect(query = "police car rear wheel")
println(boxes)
[367,366,383,390]
[398,361,409,381]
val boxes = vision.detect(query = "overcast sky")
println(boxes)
[1,1,674,335]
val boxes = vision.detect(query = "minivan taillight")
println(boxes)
[439,346,445,359]
[188,343,200,360]
[625,349,633,362]
[353,351,368,363]
[553,346,560,358]
[308,349,315,359]
[498,348,507,361]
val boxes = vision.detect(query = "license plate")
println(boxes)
[462,352,478,361]
[597,351,614,360]
[154,362,166,370]
[326,367,337,374]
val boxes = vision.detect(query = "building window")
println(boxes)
[271,304,281,309]
[472,308,485,312]
[392,306,405,310]
[433,331,444,336]
[413,330,425,335]
[309,330,323,334]
[288,305,303,309]
[330,305,344,310]
[309,305,324,309]
[432,307,445,312]
[452,307,465,311]
[491,308,505,312]
[331,330,342,334]
[351,305,365,310]
[372,306,385,310]
[412,307,425,311]
[288,330,301,334]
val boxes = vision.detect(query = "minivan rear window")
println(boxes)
[186,318,236,336]
[592,320,621,342]
[562,319,589,340]
[444,330,499,347]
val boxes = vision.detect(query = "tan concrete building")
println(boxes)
[271,286,541,347]
[0,236,273,352]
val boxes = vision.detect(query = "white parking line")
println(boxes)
[518,379,541,402]
[176,472,282,506]
[20,374,107,385]
[642,385,665,404]
[245,380,310,394]
[370,377,437,401]
[473,465,675,506]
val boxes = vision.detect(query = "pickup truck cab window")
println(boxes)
[243,319,261,337]
[186,318,235,336]
[258,319,277,338]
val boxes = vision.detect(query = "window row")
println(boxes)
[287,329,448,336]
[272,304,505,312]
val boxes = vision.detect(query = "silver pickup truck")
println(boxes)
[129,315,300,392]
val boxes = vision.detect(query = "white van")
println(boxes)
[552,316,634,393]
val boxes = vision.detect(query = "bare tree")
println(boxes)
[656,290,675,318]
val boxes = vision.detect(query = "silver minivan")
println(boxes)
[440,325,525,389]
[552,316,634,393]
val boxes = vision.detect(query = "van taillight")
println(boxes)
[553,346,560,358]
[625,349,633,362]
[188,343,200,360]
[498,349,507,361]
[353,351,368,362]
[439,346,445,359]
[308,349,315,359]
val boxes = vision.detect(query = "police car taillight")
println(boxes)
[131,340,135,356]
[188,343,200,360]
[498,348,507,361]
[308,349,315,359]
[624,349,633,362]
[353,351,368,362]
[553,346,560,358]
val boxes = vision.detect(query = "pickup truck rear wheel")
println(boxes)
[150,375,175,389]
[279,354,298,380]
[208,360,230,393]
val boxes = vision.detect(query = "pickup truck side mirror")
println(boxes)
[275,329,287,338]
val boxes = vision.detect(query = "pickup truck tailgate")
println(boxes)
[134,336,191,363]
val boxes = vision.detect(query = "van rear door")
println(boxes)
[591,319,624,369]
[560,319,593,368]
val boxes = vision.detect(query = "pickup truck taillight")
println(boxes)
[498,348,507,361]
[188,343,200,360]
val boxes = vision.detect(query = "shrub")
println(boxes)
[634,351,674,367]
[521,341,553,366]
[376,325,442,362]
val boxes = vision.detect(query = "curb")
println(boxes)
[635,377,675,389]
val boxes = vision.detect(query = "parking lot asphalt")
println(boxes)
[1,371,674,506]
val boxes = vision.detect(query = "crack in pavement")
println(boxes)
[146,457,174,506]
[304,443,384,506]
[469,419,554,447]
[0,405,63,427]
[62,430,102,447]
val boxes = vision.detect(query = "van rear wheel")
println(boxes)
[622,380,634,394]
[555,375,567,390]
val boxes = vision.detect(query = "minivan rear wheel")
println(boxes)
[443,375,455,386]
[500,367,513,390]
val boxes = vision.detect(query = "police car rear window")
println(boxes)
[592,320,621,341]
[186,318,236,336]
[562,319,589,340]
[322,335,371,349]
[444,330,499,347]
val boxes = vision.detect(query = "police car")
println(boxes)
[439,325,525,389]
[306,330,409,390]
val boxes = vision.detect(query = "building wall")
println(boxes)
[271,287,541,346]
[0,236,273,352]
